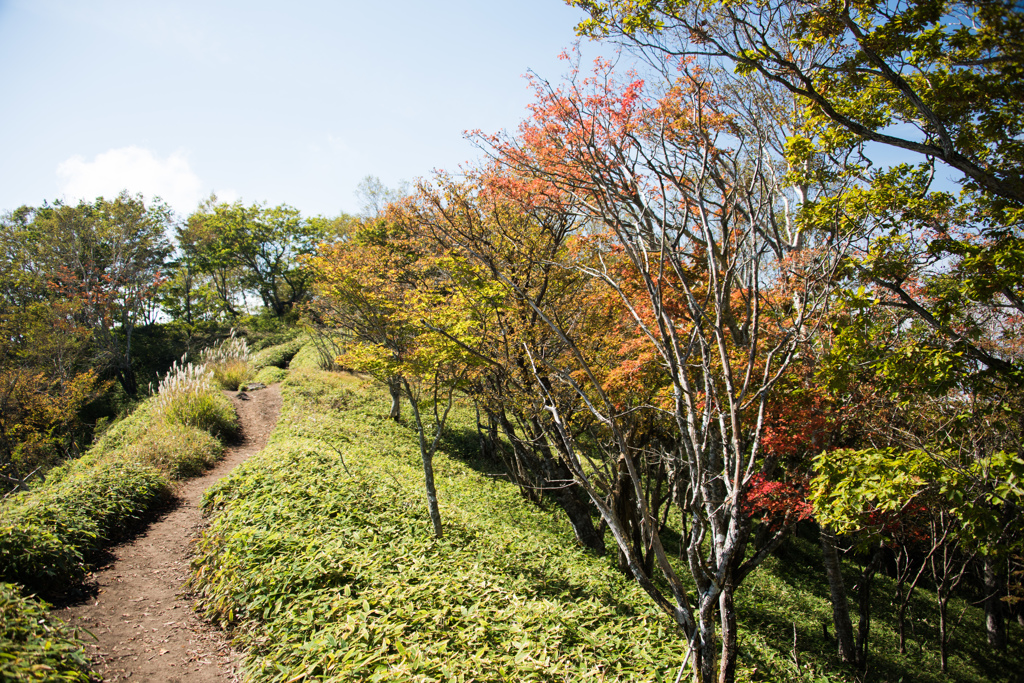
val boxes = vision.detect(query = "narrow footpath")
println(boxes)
[56,385,282,683]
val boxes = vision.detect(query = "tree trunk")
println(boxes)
[613,458,634,575]
[497,411,543,503]
[421,447,443,538]
[820,526,857,663]
[402,379,443,538]
[893,545,914,654]
[983,555,1007,650]
[698,595,719,683]
[117,366,139,398]
[550,458,606,555]
[475,403,498,461]
[523,412,606,554]
[938,590,949,673]
[718,589,738,683]
[387,376,401,420]
[855,542,884,669]
[609,453,649,576]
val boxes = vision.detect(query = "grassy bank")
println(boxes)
[0,583,92,682]
[190,368,688,682]
[0,370,238,594]
[0,356,243,681]
[190,367,1022,683]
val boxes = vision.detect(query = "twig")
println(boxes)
[319,440,352,476]
[791,621,801,669]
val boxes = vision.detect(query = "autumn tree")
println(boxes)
[571,0,1024,400]
[572,0,1024,657]
[444,55,848,682]
[6,193,172,397]
[0,299,102,482]
[0,194,168,477]
[401,171,610,554]
[307,212,482,538]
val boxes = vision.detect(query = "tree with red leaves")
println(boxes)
[455,53,849,683]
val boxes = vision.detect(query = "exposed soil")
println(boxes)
[56,385,282,683]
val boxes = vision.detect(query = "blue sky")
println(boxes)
[0,0,597,218]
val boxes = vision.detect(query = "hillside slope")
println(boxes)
[189,367,1022,682]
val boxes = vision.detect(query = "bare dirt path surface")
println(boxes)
[56,384,282,683]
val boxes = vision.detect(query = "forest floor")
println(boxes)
[55,384,282,683]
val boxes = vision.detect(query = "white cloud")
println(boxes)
[56,147,204,213]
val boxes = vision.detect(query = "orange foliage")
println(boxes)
[0,368,103,478]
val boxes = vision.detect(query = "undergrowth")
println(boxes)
[251,366,287,386]
[253,338,305,371]
[190,368,688,682]
[155,356,239,439]
[201,332,255,391]
[126,421,223,479]
[0,356,239,594]
[0,458,170,591]
[287,340,332,371]
[190,367,1023,683]
[0,583,92,682]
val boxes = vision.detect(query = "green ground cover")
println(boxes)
[0,375,238,593]
[287,339,334,371]
[190,367,1023,683]
[190,368,688,682]
[251,366,288,386]
[0,583,92,682]
[253,337,306,371]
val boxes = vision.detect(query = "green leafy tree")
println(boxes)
[183,199,329,318]
[572,0,1024,382]
[157,253,225,329]
[811,444,1024,667]
[572,0,1024,204]
[5,193,172,396]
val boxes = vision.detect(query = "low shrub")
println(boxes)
[88,384,228,479]
[210,359,251,391]
[250,366,287,385]
[126,422,223,479]
[243,327,302,353]
[253,337,304,370]
[0,458,170,591]
[201,332,254,390]
[89,400,160,456]
[303,331,348,371]
[286,340,333,371]
[161,391,238,441]
[154,358,239,440]
[0,583,92,682]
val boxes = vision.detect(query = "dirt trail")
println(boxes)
[57,385,282,683]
